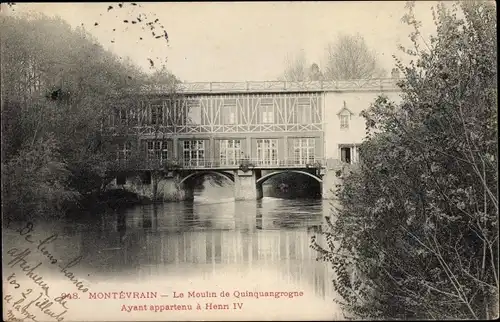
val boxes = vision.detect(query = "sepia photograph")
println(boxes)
[1,1,498,321]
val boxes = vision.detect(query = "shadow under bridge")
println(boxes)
[176,170,235,199]
[256,169,323,199]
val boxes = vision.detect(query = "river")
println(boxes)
[3,183,343,320]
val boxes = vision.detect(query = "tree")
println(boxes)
[324,33,385,80]
[281,57,324,82]
[279,33,384,82]
[280,50,308,81]
[1,13,150,220]
[312,1,497,320]
[147,64,181,85]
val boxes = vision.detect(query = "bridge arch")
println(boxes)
[256,170,322,186]
[178,171,235,186]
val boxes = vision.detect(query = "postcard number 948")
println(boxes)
[60,293,79,299]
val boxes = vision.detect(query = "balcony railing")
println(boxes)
[181,157,325,169]
[135,78,401,95]
[115,157,326,170]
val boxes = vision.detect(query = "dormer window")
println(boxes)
[337,101,354,130]
[340,115,349,129]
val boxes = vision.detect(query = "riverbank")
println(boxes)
[77,189,148,211]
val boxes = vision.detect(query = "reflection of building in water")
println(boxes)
[75,203,332,297]
[132,229,330,298]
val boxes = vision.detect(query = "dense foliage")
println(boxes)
[1,13,150,220]
[312,1,498,319]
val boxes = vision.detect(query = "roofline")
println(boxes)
[132,78,403,95]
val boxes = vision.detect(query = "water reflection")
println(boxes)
[79,198,332,298]
[4,195,335,302]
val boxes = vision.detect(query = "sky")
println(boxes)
[3,1,440,82]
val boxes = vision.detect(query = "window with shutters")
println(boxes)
[339,144,361,164]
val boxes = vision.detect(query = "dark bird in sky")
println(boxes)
[94,22,98,26]
[123,20,129,23]
[131,3,137,5]
[131,21,137,24]
[148,58,154,67]
[118,3,123,8]
[107,5,113,11]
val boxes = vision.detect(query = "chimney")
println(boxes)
[391,68,400,79]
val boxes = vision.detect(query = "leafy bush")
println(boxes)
[312,1,498,319]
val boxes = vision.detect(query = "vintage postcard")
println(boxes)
[2,1,498,321]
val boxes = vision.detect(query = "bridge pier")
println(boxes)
[234,169,262,201]
[156,172,194,201]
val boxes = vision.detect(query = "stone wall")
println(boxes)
[107,172,194,202]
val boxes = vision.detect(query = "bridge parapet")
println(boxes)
[136,78,401,95]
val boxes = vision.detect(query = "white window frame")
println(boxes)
[257,139,278,165]
[293,138,315,165]
[223,105,237,124]
[261,105,274,123]
[146,140,168,164]
[299,105,312,124]
[117,142,131,161]
[187,102,202,125]
[219,139,241,165]
[183,140,205,166]
[340,114,349,129]
[339,144,359,164]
